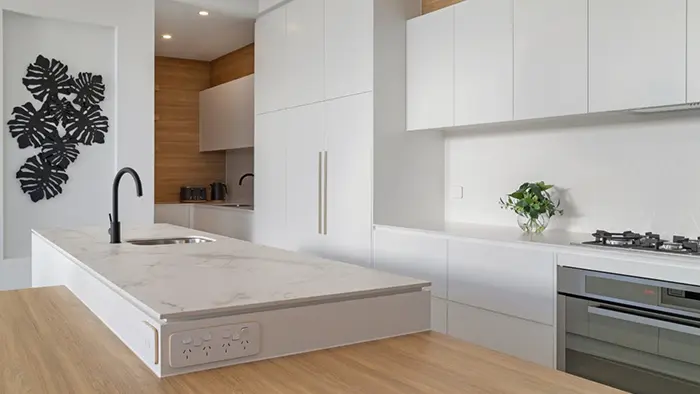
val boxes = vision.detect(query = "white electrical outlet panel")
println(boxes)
[169,322,261,368]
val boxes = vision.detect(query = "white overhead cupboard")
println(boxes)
[199,75,254,152]
[254,0,444,266]
[407,0,700,131]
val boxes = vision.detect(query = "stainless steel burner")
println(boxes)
[659,242,685,252]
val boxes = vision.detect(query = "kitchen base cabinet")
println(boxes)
[154,204,191,228]
[448,239,555,325]
[448,301,555,367]
[373,226,448,299]
[192,206,253,242]
[431,297,448,334]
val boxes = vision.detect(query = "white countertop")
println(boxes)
[375,222,700,286]
[33,224,428,321]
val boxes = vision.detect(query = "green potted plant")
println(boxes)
[499,181,563,234]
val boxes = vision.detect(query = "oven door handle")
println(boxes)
[588,306,700,336]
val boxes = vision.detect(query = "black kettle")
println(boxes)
[210,182,228,201]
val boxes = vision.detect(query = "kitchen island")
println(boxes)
[0,286,622,394]
[31,224,430,377]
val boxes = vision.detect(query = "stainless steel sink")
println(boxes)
[126,236,215,246]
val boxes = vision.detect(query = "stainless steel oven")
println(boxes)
[557,267,700,394]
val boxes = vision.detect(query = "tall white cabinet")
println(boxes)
[254,0,444,265]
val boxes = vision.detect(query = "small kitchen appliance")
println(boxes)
[180,186,207,202]
[210,182,228,202]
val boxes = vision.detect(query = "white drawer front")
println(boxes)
[448,301,555,367]
[448,239,555,325]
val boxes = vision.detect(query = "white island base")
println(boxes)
[31,225,430,377]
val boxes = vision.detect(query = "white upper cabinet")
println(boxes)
[589,0,686,112]
[285,0,325,108]
[514,0,587,120]
[688,0,700,102]
[259,0,286,14]
[406,6,454,131]
[200,75,254,152]
[454,0,513,126]
[325,0,374,100]
[255,7,287,114]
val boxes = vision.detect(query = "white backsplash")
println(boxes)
[445,112,700,236]
[225,148,254,204]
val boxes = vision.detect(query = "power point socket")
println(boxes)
[169,322,261,368]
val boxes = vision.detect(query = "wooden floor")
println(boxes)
[0,286,624,394]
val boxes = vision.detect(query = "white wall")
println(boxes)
[0,0,154,289]
[226,148,254,204]
[446,112,700,236]
[3,12,115,259]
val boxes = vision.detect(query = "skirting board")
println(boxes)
[31,234,431,377]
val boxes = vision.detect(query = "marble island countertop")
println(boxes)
[32,224,428,321]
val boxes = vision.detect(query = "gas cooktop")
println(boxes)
[576,230,700,257]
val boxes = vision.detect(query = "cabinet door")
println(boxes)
[255,7,287,114]
[431,297,447,334]
[154,204,191,228]
[199,75,254,152]
[454,0,513,126]
[323,93,373,266]
[406,6,454,131]
[253,111,288,249]
[448,239,555,325]
[285,0,325,108]
[325,0,373,100]
[259,0,285,14]
[689,0,700,102]
[514,0,587,120]
[373,227,448,299]
[448,301,555,367]
[589,0,686,112]
[192,207,252,241]
[285,102,326,255]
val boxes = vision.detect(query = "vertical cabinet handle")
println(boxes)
[323,151,328,235]
[318,151,323,235]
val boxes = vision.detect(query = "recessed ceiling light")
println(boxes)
[199,10,209,16]
[162,34,172,40]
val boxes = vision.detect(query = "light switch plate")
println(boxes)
[450,185,464,200]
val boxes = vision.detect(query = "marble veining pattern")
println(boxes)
[33,225,429,320]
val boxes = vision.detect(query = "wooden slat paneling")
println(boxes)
[210,43,255,87]
[422,0,463,14]
[155,57,225,203]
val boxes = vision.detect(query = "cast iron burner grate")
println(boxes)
[580,230,700,256]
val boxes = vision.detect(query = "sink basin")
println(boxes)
[126,236,215,246]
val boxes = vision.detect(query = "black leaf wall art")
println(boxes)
[7,55,109,203]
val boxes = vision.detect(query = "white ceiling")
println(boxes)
[155,0,256,61]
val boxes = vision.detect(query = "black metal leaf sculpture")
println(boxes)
[43,97,76,127]
[8,54,108,202]
[41,134,80,170]
[22,55,72,102]
[72,72,105,107]
[64,104,109,145]
[16,155,69,203]
[7,102,58,149]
